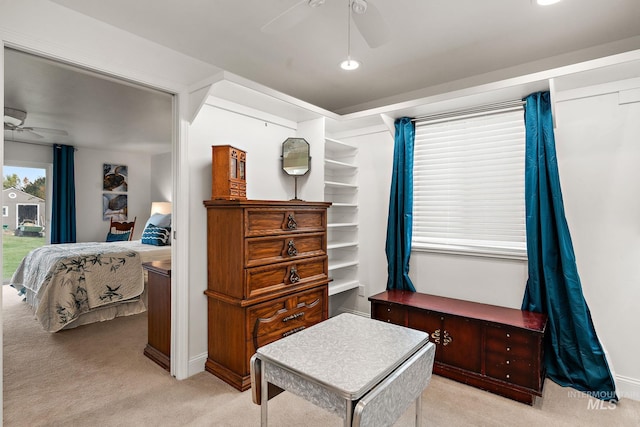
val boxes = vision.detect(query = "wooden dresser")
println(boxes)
[369,290,547,404]
[203,199,331,391]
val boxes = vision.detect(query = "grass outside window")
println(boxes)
[3,234,45,282]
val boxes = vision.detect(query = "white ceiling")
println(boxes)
[4,0,640,152]
[4,49,173,154]
[50,0,640,113]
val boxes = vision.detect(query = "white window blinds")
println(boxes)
[412,105,526,258]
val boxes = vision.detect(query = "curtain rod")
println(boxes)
[4,139,78,151]
[412,99,526,125]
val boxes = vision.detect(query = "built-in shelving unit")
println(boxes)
[324,137,359,297]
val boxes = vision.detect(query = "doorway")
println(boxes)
[2,165,47,282]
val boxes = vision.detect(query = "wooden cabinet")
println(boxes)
[143,260,171,371]
[370,290,547,405]
[203,199,331,391]
[211,145,247,200]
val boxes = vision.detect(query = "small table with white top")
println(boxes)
[250,313,436,427]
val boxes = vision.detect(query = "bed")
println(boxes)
[10,240,171,332]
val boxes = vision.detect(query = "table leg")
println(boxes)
[415,395,422,427]
[261,364,268,427]
[345,399,352,427]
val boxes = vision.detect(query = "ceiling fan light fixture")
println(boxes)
[340,58,360,71]
[4,107,27,127]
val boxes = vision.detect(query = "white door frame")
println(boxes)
[0,41,191,382]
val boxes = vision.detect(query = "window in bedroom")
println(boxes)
[412,102,527,259]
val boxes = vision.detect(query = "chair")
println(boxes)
[106,217,136,241]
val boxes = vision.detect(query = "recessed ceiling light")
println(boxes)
[340,58,360,71]
[537,0,561,5]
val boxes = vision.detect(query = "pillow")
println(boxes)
[144,213,171,230]
[106,230,131,242]
[141,224,171,246]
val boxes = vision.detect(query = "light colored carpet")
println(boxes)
[3,285,639,426]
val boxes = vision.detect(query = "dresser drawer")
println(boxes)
[372,302,407,325]
[245,256,328,299]
[248,287,327,355]
[245,208,326,237]
[245,232,326,268]
[485,325,540,389]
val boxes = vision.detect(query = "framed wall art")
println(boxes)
[103,163,128,221]
[103,164,128,192]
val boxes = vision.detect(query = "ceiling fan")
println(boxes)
[262,0,390,48]
[4,107,68,139]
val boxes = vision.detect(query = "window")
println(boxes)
[412,103,526,259]
[2,206,8,217]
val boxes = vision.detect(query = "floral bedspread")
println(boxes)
[11,242,144,332]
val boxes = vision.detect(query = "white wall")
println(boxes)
[553,88,640,399]
[4,140,52,166]
[150,152,172,203]
[186,102,325,365]
[75,147,153,241]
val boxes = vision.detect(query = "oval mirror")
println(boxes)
[282,138,310,176]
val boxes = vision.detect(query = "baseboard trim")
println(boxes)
[188,352,208,377]
[616,375,640,402]
[333,308,370,318]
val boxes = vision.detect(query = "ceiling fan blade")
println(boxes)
[16,128,44,139]
[24,126,69,136]
[352,0,390,48]
[261,0,315,34]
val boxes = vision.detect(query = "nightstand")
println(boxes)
[143,259,171,371]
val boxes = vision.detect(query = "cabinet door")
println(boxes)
[440,316,482,372]
[407,309,443,359]
[408,310,482,372]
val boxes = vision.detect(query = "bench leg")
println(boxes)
[415,395,422,427]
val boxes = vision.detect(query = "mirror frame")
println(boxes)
[281,137,311,176]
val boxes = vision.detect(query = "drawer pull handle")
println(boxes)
[283,326,305,338]
[289,267,300,283]
[431,329,441,344]
[431,329,453,346]
[287,240,298,257]
[443,330,453,346]
[282,312,304,322]
[287,214,297,230]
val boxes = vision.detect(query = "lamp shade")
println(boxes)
[150,202,172,215]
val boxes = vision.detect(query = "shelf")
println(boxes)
[325,138,358,153]
[325,136,359,300]
[325,159,357,170]
[328,279,360,296]
[328,222,358,228]
[328,260,359,271]
[325,181,358,189]
[328,241,359,250]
